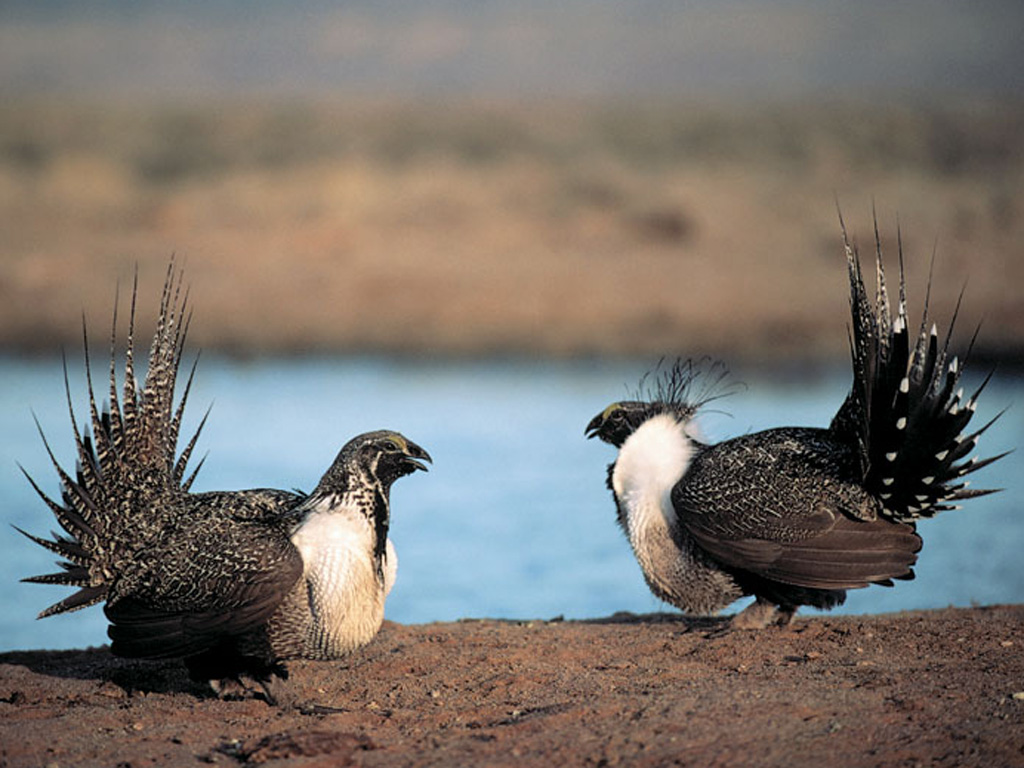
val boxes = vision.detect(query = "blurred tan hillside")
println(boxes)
[1,99,1023,362]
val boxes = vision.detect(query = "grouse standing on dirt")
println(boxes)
[586,220,1005,628]
[18,265,430,695]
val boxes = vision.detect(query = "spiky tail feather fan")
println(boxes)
[17,263,207,618]
[830,214,1007,522]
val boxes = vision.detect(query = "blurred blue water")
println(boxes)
[1,355,1019,652]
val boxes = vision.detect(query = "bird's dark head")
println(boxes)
[356,430,432,487]
[586,358,741,448]
[317,430,432,495]
[585,401,695,447]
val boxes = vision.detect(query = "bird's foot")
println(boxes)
[208,676,256,701]
[730,597,782,630]
[208,662,290,706]
[774,607,796,628]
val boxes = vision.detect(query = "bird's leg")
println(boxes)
[208,676,251,701]
[730,596,780,629]
[208,675,283,705]
[207,660,291,705]
[774,606,797,627]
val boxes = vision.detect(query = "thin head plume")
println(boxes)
[632,357,745,416]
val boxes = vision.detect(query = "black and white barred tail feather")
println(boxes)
[831,214,1007,523]
[19,262,206,618]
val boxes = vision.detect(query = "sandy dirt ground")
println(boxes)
[1,605,1022,767]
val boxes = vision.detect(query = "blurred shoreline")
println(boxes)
[2,97,1022,366]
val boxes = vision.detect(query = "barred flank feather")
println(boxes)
[832,212,1007,522]
[19,262,205,618]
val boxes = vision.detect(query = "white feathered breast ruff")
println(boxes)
[290,498,396,658]
[612,413,695,543]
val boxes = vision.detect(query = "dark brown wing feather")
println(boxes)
[673,427,922,590]
[104,490,304,659]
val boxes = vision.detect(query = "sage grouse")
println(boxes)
[18,265,431,694]
[586,222,1005,629]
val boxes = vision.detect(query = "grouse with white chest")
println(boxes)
[18,264,431,696]
[586,220,1005,628]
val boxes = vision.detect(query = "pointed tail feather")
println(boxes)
[20,262,206,619]
[830,215,1004,522]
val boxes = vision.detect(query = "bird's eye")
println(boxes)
[382,439,401,452]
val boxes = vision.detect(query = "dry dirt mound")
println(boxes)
[1,605,1022,767]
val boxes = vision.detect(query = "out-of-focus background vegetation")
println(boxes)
[2,0,1022,363]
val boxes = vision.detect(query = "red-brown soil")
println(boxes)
[2,605,1022,767]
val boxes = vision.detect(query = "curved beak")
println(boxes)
[403,440,433,472]
[585,412,605,440]
[586,402,622,440]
